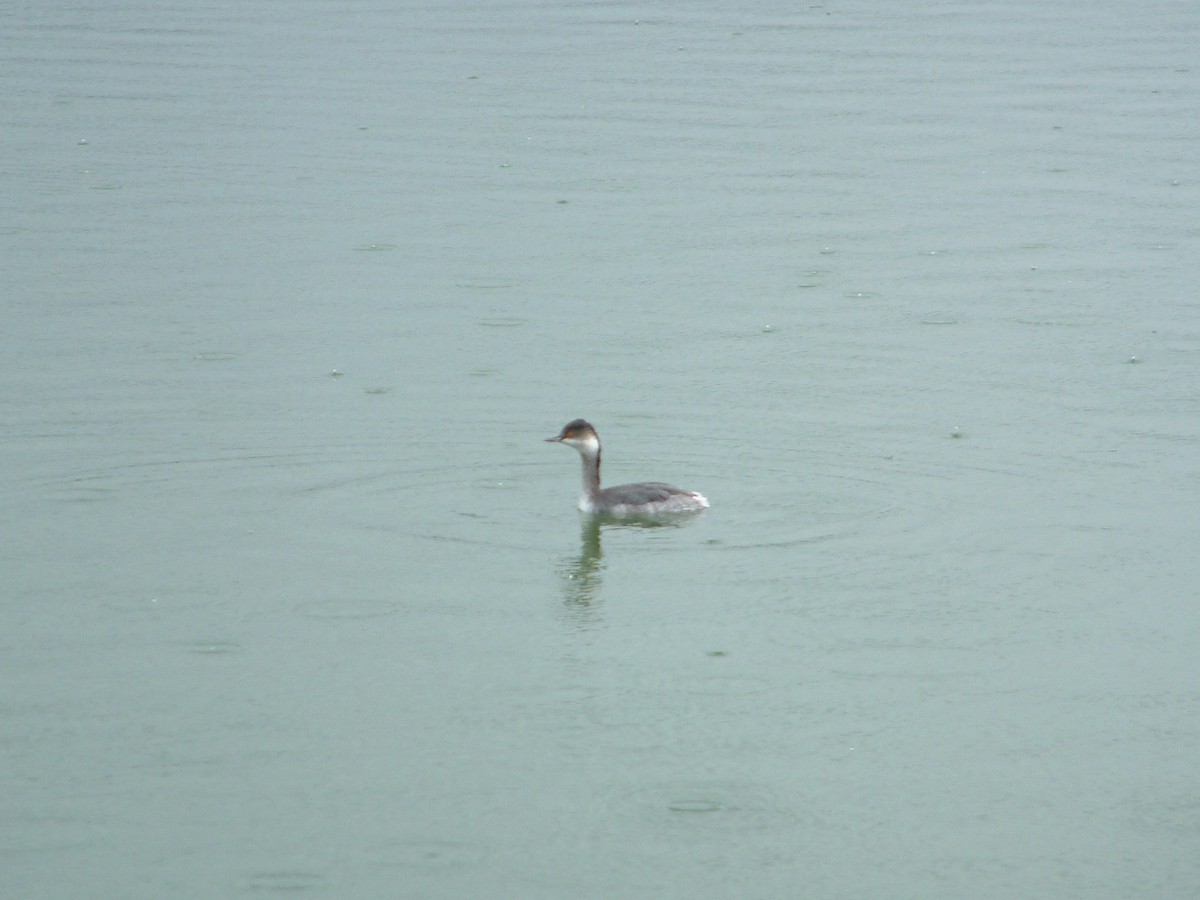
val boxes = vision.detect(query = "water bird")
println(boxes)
[545,419,709,516]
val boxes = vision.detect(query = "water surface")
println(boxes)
[4,1,1198,897]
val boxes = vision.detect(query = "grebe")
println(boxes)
[545,419,709,516]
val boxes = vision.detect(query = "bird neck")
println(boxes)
[578,446,602,505]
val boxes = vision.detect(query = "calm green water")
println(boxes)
[4,1,1198,897]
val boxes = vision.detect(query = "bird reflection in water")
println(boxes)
[557,510,705,617]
